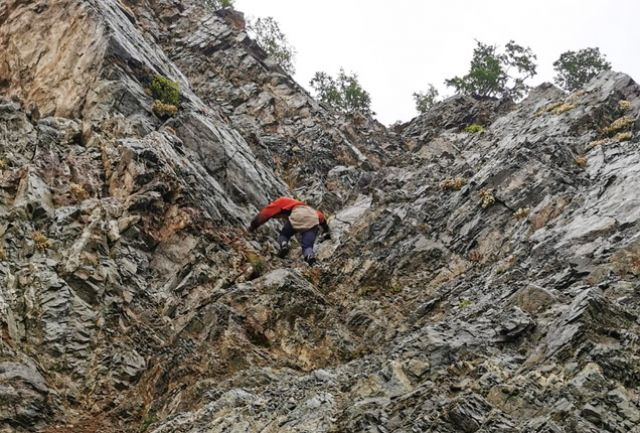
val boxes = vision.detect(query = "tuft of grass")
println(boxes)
[567,89,586,101]
[246,252,265,278]
[602,115,635,136]
[149,75,180,106]
[152,100,178,118]
[388,284,403,294]
[514,207,530,219]
[610,250,640,278]
[459,298,474,309]
[440,177,467,191]
[618,100,631,112]
[551,102,576,114]
[69,183,89,201]
[537,101,576,115]
[139,410,158,433]
[479,188,495,208]
[0,159,6,170]
[536,100,580,116]
[575,155,588,167]
[495,255,517,275]
[468,250,483,263]
[31,231,50,251]
[585,138,611,151]
[613,131,633,142]
[0,246,6,261]
[537,101,563,115]
[464,123,485,134]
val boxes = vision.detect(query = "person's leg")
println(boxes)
[300,227,319,263]
[277,221,295,258]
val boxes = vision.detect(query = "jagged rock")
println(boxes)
[13,169,54,218]
[0,361,53,429]
[511,285,558,315]
[0,0,639,431]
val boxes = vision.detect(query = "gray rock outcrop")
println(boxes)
[0,1,639,432]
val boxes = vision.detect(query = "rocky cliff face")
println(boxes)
[1,1,639,432]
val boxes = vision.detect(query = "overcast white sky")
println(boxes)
[234,0,640,125]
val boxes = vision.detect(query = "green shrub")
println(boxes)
[459,298,474,309]
[464,123,485,134]
[247,252,265,278]
[150,75,180,106]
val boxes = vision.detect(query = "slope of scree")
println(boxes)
[0,1,639,432]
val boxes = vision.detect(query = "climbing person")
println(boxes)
[248,197,331,264]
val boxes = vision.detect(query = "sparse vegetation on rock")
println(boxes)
[152,100,178,118]
[575,155,588,167]
[479,188,496,208]
[618,100,631,112]
[440,177,466,191]
[464,123,485,133]
[1,2,640,432]
[537,100,576,115]
[31,231,50,250]
[149,75,180,118]
[150,75,180,106]
[69,182,89,201]
[603,115,635,136]
[613,131,633,142]
[459,298,474,308]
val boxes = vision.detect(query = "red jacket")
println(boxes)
[249,197,327,231]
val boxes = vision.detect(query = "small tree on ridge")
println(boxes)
[553,47,611,91]
[445,40,537,100]
[309,69,372,115]
[248,17,296,75]
[413,84,440,114]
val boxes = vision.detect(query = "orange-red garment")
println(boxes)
[249,197,326,231]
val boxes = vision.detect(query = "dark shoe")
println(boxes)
[305,256,317,266]
[277,245,290,258]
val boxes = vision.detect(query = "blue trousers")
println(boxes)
[278,221,318,259]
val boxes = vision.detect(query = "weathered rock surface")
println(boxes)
[0,0,639,432]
